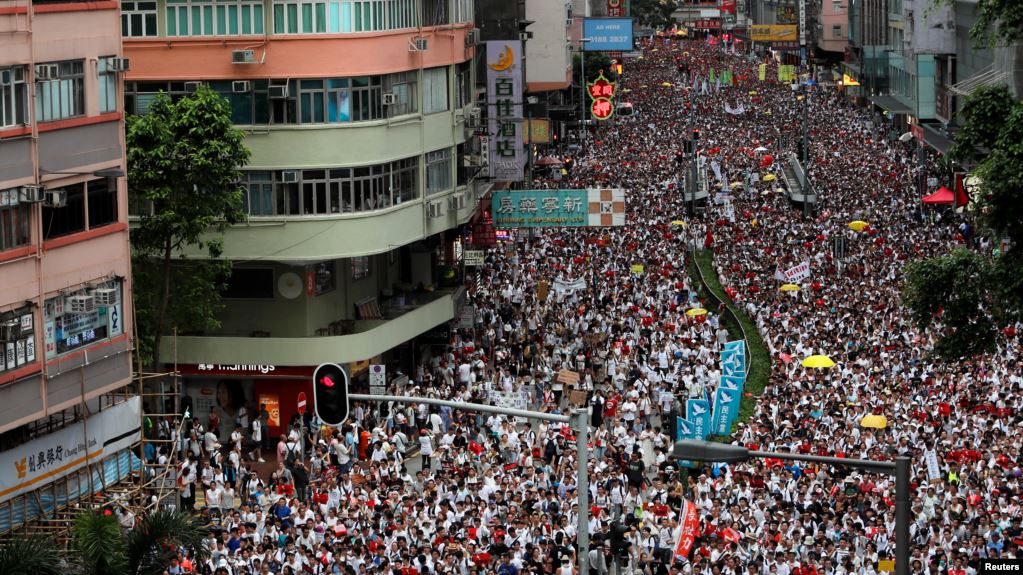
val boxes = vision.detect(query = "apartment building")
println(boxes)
[122,0,482,437]
[0,0,136,533]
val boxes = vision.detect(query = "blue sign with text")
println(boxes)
[583,18,635,51]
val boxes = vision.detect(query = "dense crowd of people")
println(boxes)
[163,37,1022,575]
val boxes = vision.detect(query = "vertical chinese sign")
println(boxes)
[587,72,617,121]
[487,41,525,182]
[673,499,701,560]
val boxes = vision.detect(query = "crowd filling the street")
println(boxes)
[159,37,1023,575]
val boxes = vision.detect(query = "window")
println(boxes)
[0,191,31,251]
[385,71,417,117]
[421,0,446,26]
[426,148,452,196]
[124,81,195,116]
[43,280,124,360]
[1,67,29,129]
[166,0,264,36]
[42,183,85,240]
[35,60,84,122]
[272,0,416,33]
[452,0,471,23]
[832,0,842,10]
[223,268,275,299]
[351,256,370,280]
[1,305,37,373]
[350,76,383,121]
[87,178,118,228]
[455,62,472,109]
[423,67,448,114]
[241,158,419,216]
[122,1,158,36]
[97,57,118,114]
[833,24,843,37]
[243,171,275,215]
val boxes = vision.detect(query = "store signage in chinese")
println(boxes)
[607,0,627,17]
[1,397,139,502]
[491,189,628,229]
[1,307,36,373]
[486,41,525,182]
[588,73,617,121]
[693,19,721,29]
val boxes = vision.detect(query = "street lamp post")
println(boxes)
[579,38,592,154]
[673,440,911,575]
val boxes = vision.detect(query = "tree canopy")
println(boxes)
[127,85,250,368]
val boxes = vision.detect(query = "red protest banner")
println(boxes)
[673,499,700,560]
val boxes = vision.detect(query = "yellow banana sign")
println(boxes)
[489,46,514,71]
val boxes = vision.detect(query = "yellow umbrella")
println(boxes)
[670,220,687,226]
[661,82,673,87]
[802,355,836,369]
[779,284,800,292]
[848,220,870,232]
[685,308,708,317]
[860,414,888,429]
[763,174,777,182]
[748,91,758,95]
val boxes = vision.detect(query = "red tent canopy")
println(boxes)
[922,186,955,205]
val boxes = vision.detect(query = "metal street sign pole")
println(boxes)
[350,394,591,575]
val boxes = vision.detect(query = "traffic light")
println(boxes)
[610,524,631,556]
[313,362,349,426]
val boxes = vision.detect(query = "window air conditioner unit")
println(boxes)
[19,185,44,203]
[93,287,119,306]
[232,80,251,93]
[448,194,466,211]
[0,321,20,342]
[268,85,289,99]
[465,28,480,47]
[427,201,444,218]
[184,81,202,93]
[280,170,299,183]
[35,64,59,80]
[232,49,256,64]
[44,189,66,208]
[410,37,429,52]
[382,92,398,105]
[66,294,96,314]
[107,57,130,72]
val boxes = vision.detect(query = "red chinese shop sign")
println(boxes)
[587,73,617,121]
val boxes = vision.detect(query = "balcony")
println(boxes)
[158,287,463,364]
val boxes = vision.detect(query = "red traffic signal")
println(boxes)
[313,363,349,426]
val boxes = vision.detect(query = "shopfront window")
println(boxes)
[1,305,37,374]
[43,280,124,360]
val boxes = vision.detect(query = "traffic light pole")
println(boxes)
[349,394,592,575]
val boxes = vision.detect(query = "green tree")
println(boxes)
[903,89,1023,358]
[903,249,1000,359]
[1,509,208,575]
[631,0,676,29]
[127,85,250,368]
[967,0,1023,46]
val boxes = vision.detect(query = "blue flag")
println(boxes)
[687,399,711,439]
[676,416,698,468]
[711,387,743,435]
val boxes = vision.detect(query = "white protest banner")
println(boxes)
[782,260,811,282]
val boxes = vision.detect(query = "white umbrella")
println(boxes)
[899,132,913,142]
[753,146,768,153]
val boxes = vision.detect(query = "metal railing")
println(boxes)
[689,247,753,378]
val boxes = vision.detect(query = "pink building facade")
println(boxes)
[0,0,133,440]
[817,0,849,55]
